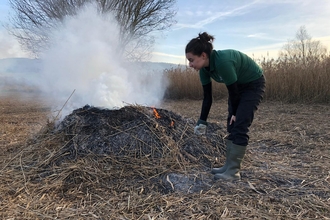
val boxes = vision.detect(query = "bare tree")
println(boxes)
[280,26,327,64]
[8,0,176,60]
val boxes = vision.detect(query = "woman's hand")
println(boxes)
[229,115,236,125]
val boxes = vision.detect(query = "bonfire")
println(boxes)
[26,105,226,194]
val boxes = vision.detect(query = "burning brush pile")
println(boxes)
[27,105,226,194]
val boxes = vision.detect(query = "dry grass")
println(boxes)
[164,55,330,103]
[1,93,330,219]
[164,67,227,100]
[259,56,330,103]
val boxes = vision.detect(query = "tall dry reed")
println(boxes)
[164,54,330,103]
[260,54,330,103]
[163,66,227,100]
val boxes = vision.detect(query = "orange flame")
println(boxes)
[153,107,161,119]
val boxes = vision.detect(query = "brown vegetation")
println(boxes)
[165,53,330,103]
[0,92,329,219]
[259,54,330,103]
[164,66,227,100]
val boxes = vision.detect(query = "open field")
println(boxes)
[0,93,329,219]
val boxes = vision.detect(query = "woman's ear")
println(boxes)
[201,52,208,60]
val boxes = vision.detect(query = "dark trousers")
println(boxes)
[227,75,266,146]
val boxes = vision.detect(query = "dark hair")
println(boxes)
[185,32,215,57]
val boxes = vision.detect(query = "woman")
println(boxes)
[185,32,265,181]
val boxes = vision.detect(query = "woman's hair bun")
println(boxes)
[185,32,215,56]
[198,32,215,43]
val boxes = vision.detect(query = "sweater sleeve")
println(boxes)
[199,82,213,123]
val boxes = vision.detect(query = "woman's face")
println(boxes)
[186,52,208,71]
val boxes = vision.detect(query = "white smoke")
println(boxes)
[37,4,168,119]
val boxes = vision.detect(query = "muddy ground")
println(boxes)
[0,92,329,219]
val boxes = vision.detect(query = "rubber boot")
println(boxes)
[214,144,247,181]
[211,139,232,174]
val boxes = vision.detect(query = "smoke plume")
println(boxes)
[37,4,168,119]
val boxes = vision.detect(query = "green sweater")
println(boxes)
[199,49,263,86]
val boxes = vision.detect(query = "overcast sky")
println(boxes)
[1,0,330,64]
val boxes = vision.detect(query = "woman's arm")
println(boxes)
[199,82,213,124]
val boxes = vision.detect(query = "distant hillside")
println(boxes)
[0,58,42,75]
[139,61,180,70]
[0,58,182,76]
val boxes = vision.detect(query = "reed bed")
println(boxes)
[164,66,227,100]
[164,54,330,103]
